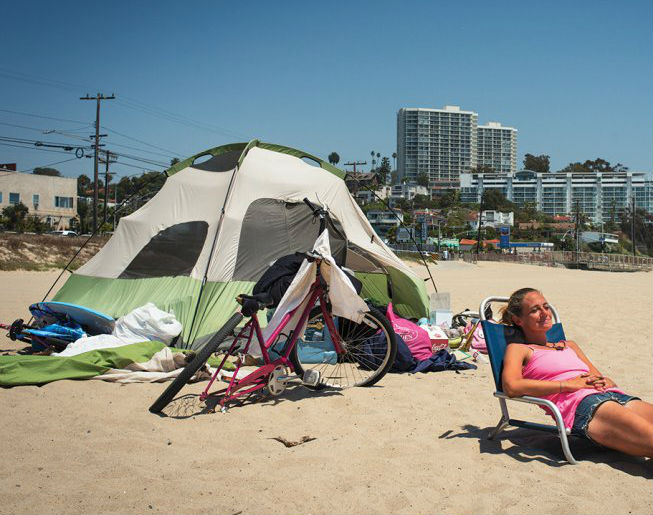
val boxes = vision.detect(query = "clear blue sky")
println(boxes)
[1,0,651,179]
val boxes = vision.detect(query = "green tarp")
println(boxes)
[0,341,167,386]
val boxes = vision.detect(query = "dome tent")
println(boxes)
[53,141,429,349]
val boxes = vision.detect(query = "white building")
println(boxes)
[467,210,514,230]
[477,122,518,174]
[397,105,478,192]
[366,209,403,238]
[390,183,429,201]
[460,169,653,224]
[0,169,77,229]
[355,184,392,204]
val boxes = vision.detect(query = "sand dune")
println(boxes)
[0,261,651,514]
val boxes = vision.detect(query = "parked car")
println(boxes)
[49,230,78,237]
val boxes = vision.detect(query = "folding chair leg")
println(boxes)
[488,416,509,440]
[552,420,579,465]
[488,397,510,440]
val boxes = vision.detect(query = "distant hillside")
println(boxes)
[0,233,109,271]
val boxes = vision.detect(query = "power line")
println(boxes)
[0,141,84,155]
[0,69,83,93]
[105,150,168,168]
[0,135,93,149]
[115,97,251,140]
[104,141,178,160]
[0,107,87,124]
[0,69,251,141]
[108,160,160,173]
[22,157,79,172]
[102,124,182,157]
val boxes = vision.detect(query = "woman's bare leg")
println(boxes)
[625,399,653,423]
[586,401,653,458]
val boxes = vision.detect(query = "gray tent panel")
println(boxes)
[191,150,241,173]
[232,199,346,281]
[119,221,209,279]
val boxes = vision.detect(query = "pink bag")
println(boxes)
[465,321,488,354]
[386,303,433,360]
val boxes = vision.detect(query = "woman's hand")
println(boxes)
[562,375,596,392]
[583,374,617,391]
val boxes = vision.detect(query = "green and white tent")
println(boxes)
[54,141,429,349]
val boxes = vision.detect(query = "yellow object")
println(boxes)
[460,321,480,352]
[448,336,463,349]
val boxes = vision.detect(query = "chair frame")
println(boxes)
[480,296,578,464]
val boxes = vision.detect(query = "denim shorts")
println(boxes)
[571,391,640,442]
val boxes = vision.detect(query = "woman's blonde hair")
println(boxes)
[501,287,540,325]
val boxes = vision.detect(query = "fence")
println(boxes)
[461,251,652,271]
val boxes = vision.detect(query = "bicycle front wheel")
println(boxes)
[290,306,396,388]
[149,312,244,413]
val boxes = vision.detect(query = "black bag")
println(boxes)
[252,253,362,308]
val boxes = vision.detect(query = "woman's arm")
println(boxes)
[501,344,595,397]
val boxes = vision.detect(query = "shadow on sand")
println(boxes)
[151,382,349,419]
[440,424,652,478]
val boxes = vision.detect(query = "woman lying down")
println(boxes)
[501,288,652,458]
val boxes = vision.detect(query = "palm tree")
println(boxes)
[392,152,397,170]
[328,152,340,166]
[370,150,375,171]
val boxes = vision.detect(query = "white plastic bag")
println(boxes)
[113,303,182,345]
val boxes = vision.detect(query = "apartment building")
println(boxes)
[477,122,518,174]
[460,169,653,224]
[397,106,478,192]
[0,169,77,229]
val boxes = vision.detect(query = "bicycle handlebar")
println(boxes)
[303,197,321,215]
[303,197,329,234]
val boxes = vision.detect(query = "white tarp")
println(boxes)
[54,303,182,357]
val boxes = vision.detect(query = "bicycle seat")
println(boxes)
[237,292,275,317]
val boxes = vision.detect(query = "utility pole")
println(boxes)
[574,200,581,263]
[100,150,117,226]
[631,196,636,257]
[475,191,483,257]
[343,161,367,174]
[81,93,115,233]
[344,161,368,197]
[113,184,117,231]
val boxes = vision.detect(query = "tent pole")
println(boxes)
[184,140,260,346]
[344,173,438,294]
[33,171,169,324]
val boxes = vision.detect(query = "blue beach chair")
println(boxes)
[479,296,578,464]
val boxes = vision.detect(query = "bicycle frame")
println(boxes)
[199,262,343,408]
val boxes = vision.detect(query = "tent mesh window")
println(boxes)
[190,150,241,172]
[119,221,209,279]
[232,199,347,281]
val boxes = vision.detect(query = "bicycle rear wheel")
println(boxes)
[149,312,244,413]
[290,306,396,388]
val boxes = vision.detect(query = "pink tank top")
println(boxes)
[521,345,624,429]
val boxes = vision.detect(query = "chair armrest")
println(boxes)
[494,391,571,434]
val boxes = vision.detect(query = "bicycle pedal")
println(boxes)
[302,369,320,387]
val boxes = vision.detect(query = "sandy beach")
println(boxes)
[0,261,651,514]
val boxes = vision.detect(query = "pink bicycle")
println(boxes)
[150,205,397,414]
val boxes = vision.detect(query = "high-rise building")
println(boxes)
[477,122,517,174]
[397,106,478,192]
